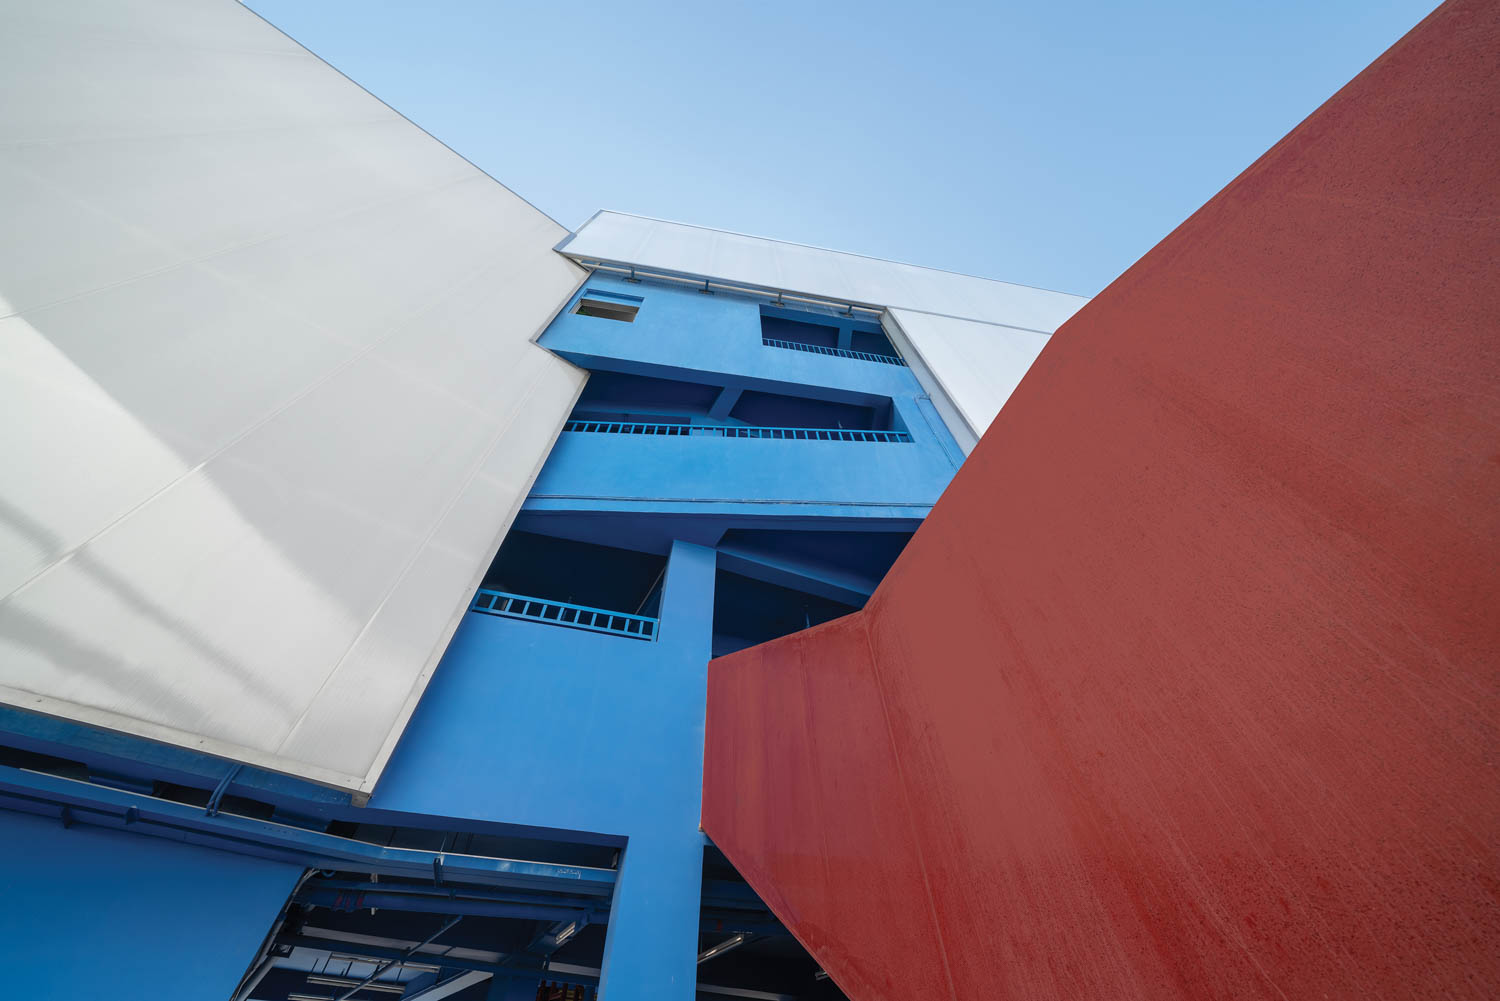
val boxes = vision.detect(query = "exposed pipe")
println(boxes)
[205,763,242,817]
[304,878,606,913]
[298,887,590,924]
[305,974,406,994]
[634,564,667,615]
[697,932,748,964]
[278,934,505,976]
[571,260,885,318]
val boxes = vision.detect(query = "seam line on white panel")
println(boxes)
[355,364,589,793]
[274,351,556,758]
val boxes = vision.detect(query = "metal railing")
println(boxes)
[563,420,911,443]
[761,336,907,366]
[564,258,886,319]
[470,589,658,641]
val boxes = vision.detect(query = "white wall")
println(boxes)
[0,0,586,794]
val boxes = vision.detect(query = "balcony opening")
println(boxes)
[565,370,907,440]
[475,531,667,639]
[571,370,720,425]
[712,529,915,656]
[711,570,859,657]
[761,313,838,350]
[728,388,889,431]
[760,306,903,364]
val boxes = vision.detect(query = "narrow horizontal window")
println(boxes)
[574,298,640,322]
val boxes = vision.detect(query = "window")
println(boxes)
[573,292,641,322]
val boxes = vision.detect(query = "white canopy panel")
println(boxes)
[0,0,586,794]
[884,310,1053,451]
[558,211,1089,446]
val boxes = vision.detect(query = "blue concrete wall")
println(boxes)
[1,809,300,1001]
[527,423,954,520]
[531,274,962,519]
[374,541,717,1000]
[546,275,921,403]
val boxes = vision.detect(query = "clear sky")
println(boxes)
[247,1,1435,297]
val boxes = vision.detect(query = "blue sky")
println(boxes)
[248,1,1435,297]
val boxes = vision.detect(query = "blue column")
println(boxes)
[595,540,715,1001]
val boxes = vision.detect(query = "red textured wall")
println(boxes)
[701,3,1500,999]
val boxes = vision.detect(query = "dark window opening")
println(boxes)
[573,293,641,322]
[482,531,666,619]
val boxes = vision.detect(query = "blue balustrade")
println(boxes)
[761,336,907,366]
[563,421,911,443]
[470,589,659,641]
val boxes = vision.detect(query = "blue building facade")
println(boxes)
[0,6,1087,998]
[0,270,963,1001]
[374,274,962,994]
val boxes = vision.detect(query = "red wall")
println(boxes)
[702,3,1500,998]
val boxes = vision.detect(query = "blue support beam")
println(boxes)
[707,385,743,420]
[299,887,594,925]
[0,704,353,807]
[278,935,510,976]
[714,544,878,607]
[0,765,616,896]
